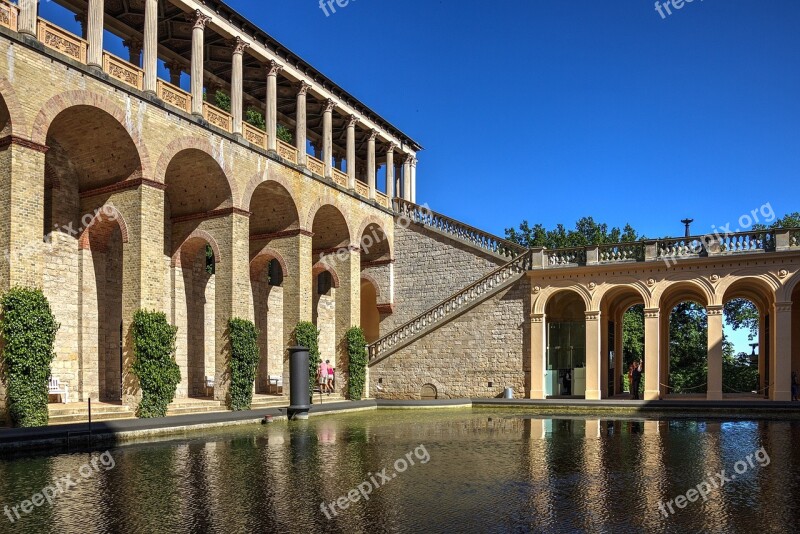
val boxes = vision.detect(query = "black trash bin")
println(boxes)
[288,346,311,420]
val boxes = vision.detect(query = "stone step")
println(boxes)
[48,410,135,425]
[48,404,131,417]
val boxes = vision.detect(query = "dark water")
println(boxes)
[1,409,799,533]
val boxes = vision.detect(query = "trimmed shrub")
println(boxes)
[0,288,60,427]
[228,318,260,411]
[293,321,321,401]
[346,327,368,400]
[131,310,180,418]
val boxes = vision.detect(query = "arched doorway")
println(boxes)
[44,105,141,402]
[600,286,646,398]
[545,291,587,398]
[660,284,710,399]
[359,222,391,342]
[360,277,380,343]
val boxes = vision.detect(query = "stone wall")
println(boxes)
[370,278,529,399]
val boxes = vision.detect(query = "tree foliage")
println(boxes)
[0,288,60,427]
[346,327,368,401]
[505,217,639,249]
[228,318,260,411]
[131,310,180,418]
[293,322,321,401]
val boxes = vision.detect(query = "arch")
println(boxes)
[78,205,130,251]
[356,215,391,248]
[32,90,151,177]
[250,247,289,283]
[156,137,239,205]
[248,179,300,235]
[305,199,354,242]
[312,260,341,289]
[533,285,592,315]
[0,75,29,136]
[241,171,296,211]
[163,148,234,218]
[171,230,221,268]
[596,280,651,312]
[654,278,714,312]
[310,204,352,252]
[720,276,777,315]
[782,270,800,301]
[359,220,392,263]
[360,273,381,299]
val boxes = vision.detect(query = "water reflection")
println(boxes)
[1,411,799,533]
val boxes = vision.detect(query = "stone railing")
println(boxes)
[332,168,348,187]
[307,155,325,176]
[102,52,143,91]
[599,242,645,263]
[243,122,267,149]
[0,0,18,32]
[368,250,533,364]
[203,102,232,133]
[355,181,369,198]
[546,247,587,267]
[791,230,799,248]
[157,80,191,113]
[376,191,390,208]
[394,199,527,260]
[277,139,298,163]
[38,19,87,64]
[717,231,774,253]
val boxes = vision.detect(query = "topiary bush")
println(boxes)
[131,310,180,418]
[228,318,260,411]
[0,287,60,428]
[293,321,321,401]
[346,327,368,401]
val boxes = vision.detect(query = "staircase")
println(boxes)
[48,402,135,425]
[369,201,531,365]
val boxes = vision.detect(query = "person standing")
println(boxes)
[318,359,330,394]
[631,360,643,400]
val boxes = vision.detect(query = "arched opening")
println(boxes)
[545,291,587,398]
[792,283,800,400]
[660,284,709,398]
[600,287,646,399]
[0,93,11,137]
[44,105,141,403]
[722,279,773,399]
[360,278,380,343]
[164,149,231,400]
[248,181,299,396]
[311,206,350,373]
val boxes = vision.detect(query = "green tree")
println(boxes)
[228,318,260,411]
[276,124,293,143]
[245,108,266,130]
[668,302,708,394]
[293,322,321,401]
[131,310,180,418]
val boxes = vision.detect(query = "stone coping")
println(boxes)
[4,398,800,453]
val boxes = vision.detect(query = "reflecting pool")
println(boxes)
[1,410,799,533]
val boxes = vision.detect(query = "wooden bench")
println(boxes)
[48,377,69,403]
[268,375,283,395]
[205,376,215,398]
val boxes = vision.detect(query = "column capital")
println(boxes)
[189,9,211,29]
[643,308,660,319]
[297,80,311,96]
[266,59,283,77]
[400,152,413,164]
[410,157,418,168]
[585,310,601,321]
[164,60,185,72]
[368,129,378,141]
[775,301,793,313]
[706,304,724,316]
[230,36,249,55]
[323,98,336,114]
[530,313,546,324]
[386,143,397,154]
[122,37,143,52]
[347,114,360,128]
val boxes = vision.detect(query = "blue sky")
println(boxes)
[42,0,798,352]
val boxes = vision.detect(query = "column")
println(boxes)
[87,0,105,67]
[410,157,417,203]
[385,144,395,200]
[18,0,38,37]
[190,10,210,115]
[367,130,377,200]
[123,38,143,66]
[142,0,158,93]
[402,154,412,201]
[346,115,357,188]
[643,308,661,400]
[613,315,624,395]
[585,311,602,400]
[529,313,546,399]
[772,302,792,401]
[758,314,766,396]
[230,37,248,136]
[706,305,724,400]
[266,60,282,151]
[323,99,335,178]
[295,81,310,166]
[332,246,360,396]
[165,61,183,87]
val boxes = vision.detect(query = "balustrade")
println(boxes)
[37,19,87,63]
[276,139,298,163]
[307,156,325,177]
[547,247,587,266]
[243,122,267,149]
[355,180,369,198]
[157,80,191,113]
[102,52,144,91]
[0,0,18,31]
[717,231,774,253]
[791,230,799,248]
[202,102,232,133]
[375,191,390,209]
[332,168,348,187]
[599,242,644,263]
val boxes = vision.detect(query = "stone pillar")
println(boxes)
[123,37,143,67]
[706,305,724,400]
[772,302,792,401]
[643,308,661,400]
[613,315,624,395]
[333,247,360,396]
[367,130,377,200]
[142,0,158,93]
[230,37,248,136]
[410,157,417,203]
[266,60,282,151]
[346,115,357,188]
[190,10,211,116]
[385,144,395,200]
[310,140,321,160]
[758,314,766,396]
[585,311,602,400]
[529,313,546,399]
[165,61,183,87]
[18,0,38,37]
[87,0,105,67]
[295,81,310,166]
[600,312,609,398]
[322,99,335,178]
[402,154,412,201]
